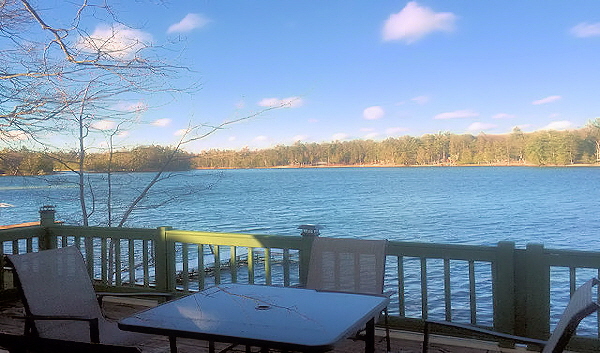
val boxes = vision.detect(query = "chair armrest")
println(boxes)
[423,320,547,353]
[25,314,100,343]
[96,291,176,306]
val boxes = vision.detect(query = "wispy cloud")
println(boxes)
[174,129,190,136]
[363,106,385,120]
[542,121,573,130]
[468,122,498,132]
[115,101,148,113]
[570,22,600,38]
[258,97,304,108]
[386,127,409,135]
[293,135,309,142]
[254,135,268,142]
[5,130,27,141]
[382,1,456,44]
[434,109,478,120]
[532,95,562,105]
[77,24,152,60]
[492,113,516,119]
[168,13,210,34]
[151,118,171,127]
[332,132,349,141]
[411,95,430,105]
[364,132,380,139]
[91,120,116,130]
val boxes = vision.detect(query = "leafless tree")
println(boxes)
[1,0,292,227]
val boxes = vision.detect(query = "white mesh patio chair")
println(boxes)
[423,277,600,353]
[6,246,170,348]
[306,237,391,351]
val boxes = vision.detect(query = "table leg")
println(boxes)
[169,336,177,353]
[364,318,375,353]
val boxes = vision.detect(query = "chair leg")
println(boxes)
[384,307,391,352]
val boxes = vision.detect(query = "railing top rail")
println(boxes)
[165,229,308,249]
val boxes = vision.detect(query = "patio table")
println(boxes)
[118,283,389,353]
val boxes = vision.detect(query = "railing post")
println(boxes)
[515,243,550,340]
[298,224,321,286]
[155,226,175,293]
[493,241,516,336]
[38,205,57,250]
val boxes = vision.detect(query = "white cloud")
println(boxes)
[434,109,478,120]
[293,135,309,142]
[228,136,237,141]
[4,130,28,141]
[363,106,385,120]
[308,118,319,123]
[382,1,456,44]
[91,120,116,130]
[168,13,210,34]
[492,113,516,119]
[116,101,148,113]
[411,95,430,105]
[364,132,380,139]
[332,133,349,141]
[254,135,268,142]
[571,22,600,38]
[77,24,152,60]
[386,127,409,135]
[258,97,303,108]
[117,131,130,138]
[151,118,171,127]
[532,95,562,105]
[468,122,498,132]
[542,121,573,130]
[174,129,189,136]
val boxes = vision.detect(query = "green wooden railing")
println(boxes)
[1,207,600,352]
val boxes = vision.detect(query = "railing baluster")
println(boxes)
[115,239,122,286]
[283,248,290,287]
[248,247,255,284]
[397,255,405,317]
[230,246,237,283]
[198,244,205,290]
[569,267,576,295]
[421,257,428,319]
[469,260,476,324]
[444,258,452,321]
[265,248,272,286]
[101,238,108,284]
[143,239,149,287]
[182,243,189,292]
[214,245,221,285]
[26,238,32,253]
[128,240,135,286]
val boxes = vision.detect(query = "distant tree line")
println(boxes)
[0,146,192,175]
[193,123,600,168]
[2,121,600,175]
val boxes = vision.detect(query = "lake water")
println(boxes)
[2,167,600,331]
[1,166,599,250]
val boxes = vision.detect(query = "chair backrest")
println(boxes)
[306,237,388,295]
[6,246,103,336]
[543,278,600,353]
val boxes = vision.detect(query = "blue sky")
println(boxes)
[57,1,600,151]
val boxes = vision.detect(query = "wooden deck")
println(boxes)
[0,296,528,353]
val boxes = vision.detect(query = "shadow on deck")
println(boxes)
[0,296,529,353]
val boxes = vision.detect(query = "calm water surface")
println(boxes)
[1,167,599,250]
[2,167,600,330]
